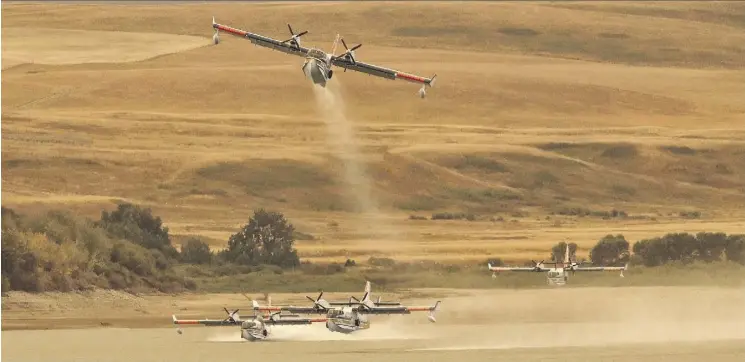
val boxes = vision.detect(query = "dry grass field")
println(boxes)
[3,1,745,266]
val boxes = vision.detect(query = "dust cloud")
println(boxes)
[409,286,745,351]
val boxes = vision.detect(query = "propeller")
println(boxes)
[223,307,240,323]
[531,260,545,271]
[305,291,328,311]
[337,38,362,71]
[282,23,308,48]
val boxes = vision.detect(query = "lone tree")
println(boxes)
[589,234,630,266]
[222,209,300,268]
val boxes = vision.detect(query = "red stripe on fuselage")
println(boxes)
[310,318,328,323]
[215,24,247,37]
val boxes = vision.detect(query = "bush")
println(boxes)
[632,232,745,267]
[221,209,300,268]
[180,237,213,265]
[590,234,630,266]
[1,207,194,293]
[97,202,178,258]
[300,262,346,275]
[368,256,396,267]
[344,259,357,267]
[430,212,477,221]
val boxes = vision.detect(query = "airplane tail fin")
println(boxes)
[252,300,260,310]
[428,74,437,88]
[364,280,371,295]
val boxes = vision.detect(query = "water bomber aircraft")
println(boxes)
[211,17,437,98]
[488,244,628,286]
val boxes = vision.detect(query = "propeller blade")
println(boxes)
[317,291,324,302]
[297,30,308,37]
[306,296,317,303]
[350,44,362,51]
[288,23,294,35]
[341,38,349,50]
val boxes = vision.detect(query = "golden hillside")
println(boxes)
[3,2,745,263]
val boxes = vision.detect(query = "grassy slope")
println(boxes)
[2,2,745,264]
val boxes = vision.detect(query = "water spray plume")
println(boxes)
[310,81,399,241]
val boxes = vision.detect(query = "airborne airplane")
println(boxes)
[488,244,628,286]
[211,18,438,98]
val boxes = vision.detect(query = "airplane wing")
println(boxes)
[488,263,547,272]
[172,315,239,327]
[572,265,627,272]
[252,300,328,315]
[330,56,436,88]
[263,315,328,325]
[356,301,441,317]
[212,18,310,58]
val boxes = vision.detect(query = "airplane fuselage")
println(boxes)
[302,48,334,87]
[546,268,568,286]
[325,316,370,333]
[240,320,269,341]
[324,307,370,333]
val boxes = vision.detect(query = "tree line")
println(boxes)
[1,203,300,293]
[3,202,743,294]
[543,233,745,267]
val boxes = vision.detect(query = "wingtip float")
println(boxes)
[211,17,437,98]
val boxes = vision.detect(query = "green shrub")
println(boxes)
[180,237,213,265]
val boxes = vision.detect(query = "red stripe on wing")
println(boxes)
[407,307,431,312]
[174,320,202,325]
[396,72,426,83]
[216,24,247,37]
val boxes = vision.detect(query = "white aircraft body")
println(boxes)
[488,246,628,286]
[211,18,437,98]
